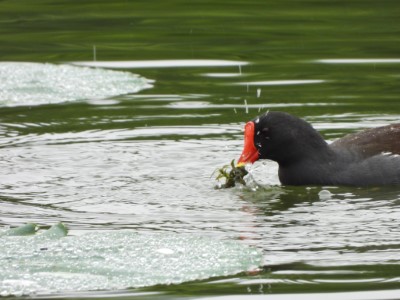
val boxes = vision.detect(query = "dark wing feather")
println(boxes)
[331,123,400,158]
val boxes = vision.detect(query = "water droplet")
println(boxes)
[244,99,249,114]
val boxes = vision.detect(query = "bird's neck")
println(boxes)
[276,138,332,167]
[277,145,339,185]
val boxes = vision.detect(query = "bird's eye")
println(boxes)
[261,127,270,139]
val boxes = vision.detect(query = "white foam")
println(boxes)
[0,231,261,296]
[0,62,153,106]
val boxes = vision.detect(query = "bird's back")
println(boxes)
[331,123,400,158]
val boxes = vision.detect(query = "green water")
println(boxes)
[1,0,400,299]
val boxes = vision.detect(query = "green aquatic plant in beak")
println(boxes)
[215,159,248,188]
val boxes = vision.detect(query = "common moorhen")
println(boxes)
[237,111,400,186]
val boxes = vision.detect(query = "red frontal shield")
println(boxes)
[237,121,259,166]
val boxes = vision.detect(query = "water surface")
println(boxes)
[0,0,400,299]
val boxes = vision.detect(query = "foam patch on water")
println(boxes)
[0,230,261,296]
[0,62,153,106]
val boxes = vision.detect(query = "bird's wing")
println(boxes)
[331,123,400,158]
